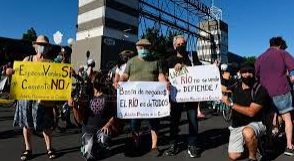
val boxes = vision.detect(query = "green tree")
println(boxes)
[141,27,182,59]
[243,56,256,64]
[22,27,37,42]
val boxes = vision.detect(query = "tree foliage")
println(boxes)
[22,27,37,42]
[243,56,256,64]
[141,27,182,59]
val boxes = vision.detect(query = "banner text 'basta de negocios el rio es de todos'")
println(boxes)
[117,81,170,119]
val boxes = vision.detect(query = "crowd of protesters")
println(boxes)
[2,34,294,161]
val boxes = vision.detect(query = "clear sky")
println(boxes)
[220,0,294,56]
[0,0,293,57]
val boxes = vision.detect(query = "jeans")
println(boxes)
[169,102,199,146]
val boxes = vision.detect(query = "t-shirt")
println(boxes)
[124,56,163,81]
[115,63,127,76]
[167,51,202,68]
[255,48,294,97]
[231,82,269,128]
[84,95,114,132]
[166,54,193,68]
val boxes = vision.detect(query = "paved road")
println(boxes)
[0,105,291,161]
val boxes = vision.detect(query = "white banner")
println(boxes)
[117,81,170,119]
[169,65,222,102]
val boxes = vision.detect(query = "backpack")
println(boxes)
[81,132,99,161]
[250,82,262,102]
[249,82,272,125]
[81,130,111,161]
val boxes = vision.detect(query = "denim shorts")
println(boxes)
[272,92,294,114]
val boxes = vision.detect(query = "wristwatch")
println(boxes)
[229,102,234,107]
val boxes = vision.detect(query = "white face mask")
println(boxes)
[36,45,48,55]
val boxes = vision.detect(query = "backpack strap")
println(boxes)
[29,55,34,61]
[251,82,261,102]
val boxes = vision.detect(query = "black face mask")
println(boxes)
[241,77,255,86]
[176,45,186,55]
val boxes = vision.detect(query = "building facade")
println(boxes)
[73,0,139,70]
[196,20,228,63]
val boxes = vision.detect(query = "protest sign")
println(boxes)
[10,61,72,100]
[169,65,222,102]
[117,81,170,119]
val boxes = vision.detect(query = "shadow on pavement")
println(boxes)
[198,128,230,151]
[0,129,22,139]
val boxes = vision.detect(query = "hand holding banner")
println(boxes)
[117,81,170,119]
[10,61,72,100]
[169,65,222,102]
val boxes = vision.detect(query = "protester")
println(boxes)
[54,46,72,63]
[7,35,57,160]
[164,35,200,158]
[255,36,294,156]
[222,63,269,161]
[113,50,135,89]
[53,46,74,129]
[80,72,116,160]
[120,38,167,156]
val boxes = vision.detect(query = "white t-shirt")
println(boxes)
[115,63,126,76]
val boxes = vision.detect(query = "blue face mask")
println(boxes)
[137,49,150,58]
[54,55,63,63]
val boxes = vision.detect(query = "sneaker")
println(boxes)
[164,144,179,156]
[150,148,160,157]
[187,146,200,158]
[284,147,294,156]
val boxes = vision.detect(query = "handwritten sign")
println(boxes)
[117,81,170,119]
[169,65,222,102]
[10,61,72,100]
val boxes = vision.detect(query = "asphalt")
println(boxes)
[0,105,292,161]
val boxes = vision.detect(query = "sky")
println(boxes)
[0,0,293,57]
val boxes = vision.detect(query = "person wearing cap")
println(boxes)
[164,35,201,158]
[222,63,269,161]
[255,36,294,156]
[120,38,167,156]
[9,35,57,160]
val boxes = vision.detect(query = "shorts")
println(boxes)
[228,122,266,153]
[272,92,294,114]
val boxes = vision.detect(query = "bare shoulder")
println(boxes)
[23,56,30,61]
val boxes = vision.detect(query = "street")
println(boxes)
[0,105,290,161]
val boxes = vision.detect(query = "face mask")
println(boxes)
[54,55,63,63]
[137,49,150,58]
[176,45,186,55]
[36,45,49,55]
[241,76,255,86]
[120,55,129,63]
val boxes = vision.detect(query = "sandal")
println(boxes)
[20,150,32,161]
[47,148,56,159]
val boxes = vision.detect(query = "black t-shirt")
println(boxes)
[231,83,269,128]
[83,95,115,133]
[166,54,192,68]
